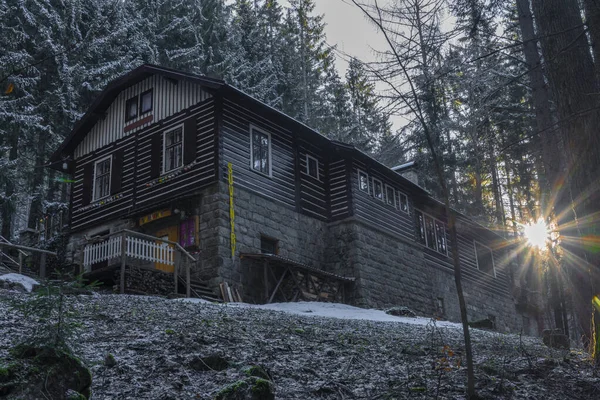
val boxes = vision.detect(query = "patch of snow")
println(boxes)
[173,297,211,304]
[0,273,39,292]
[226,301,463,328]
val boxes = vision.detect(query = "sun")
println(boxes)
[523,219,549,249]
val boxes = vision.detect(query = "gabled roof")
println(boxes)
[49,64,223,163]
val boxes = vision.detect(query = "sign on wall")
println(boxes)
[139,209,172,226]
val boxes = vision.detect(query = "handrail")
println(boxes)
[120,229,196,262]
[0,235,29,257]
[0,242,57,256]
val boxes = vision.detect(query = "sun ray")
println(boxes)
[523,219,549,249]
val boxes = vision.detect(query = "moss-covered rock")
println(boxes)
[3,344,92,399]
[215,376,275,400]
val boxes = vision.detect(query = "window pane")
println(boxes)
[435,221,447,253]
[307,157,318,178]
[141,91,152,113]
[373,180,383,200]
[386,186,395,206]
[475,242,494,274]
[400,194,408,212]
[425,215,437,250]
[126,97,137,120]
[416,211,426,245]
[359,173,368,191]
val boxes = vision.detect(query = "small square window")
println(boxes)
[250,126,271,176]
[140,89,153,114]
[399,192,409,213]
[93,156,111,201]
[372,178,383,201]
[261,236,278,254]
[125,96,138,122]
[306,155,319,179]
[163,126,183,173]
[385,184,395,207]
[358,170,369,192]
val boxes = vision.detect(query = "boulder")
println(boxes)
[385,306,417,318]
[0,273,39,293]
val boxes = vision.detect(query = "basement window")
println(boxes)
[261,236,279,255]
[372,178,384,201]
[358,170,369,192]
[415,209,447,255]
[474,241,496,277]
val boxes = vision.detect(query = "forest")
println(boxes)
[1,0,600,370]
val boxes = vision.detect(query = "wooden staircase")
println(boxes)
[178,276,222,302]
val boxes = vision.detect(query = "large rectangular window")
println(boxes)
[415,210,447,255]
[474,241,495,277]
[385,184,396,207]
[93,156,111,201]
[163,125,183,173]
[250,126,271,176]
[140,89,153,114]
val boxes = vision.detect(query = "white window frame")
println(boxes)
[305,154,319,180]
[384,184,396,208]
[92,155,112,201]
[398,191,409,214]
[415,209,448,256]
[357,169,369,193]
[249,125,272,177]
[474,240,496,278]
[372,177,384,201]
[162,123,185,175]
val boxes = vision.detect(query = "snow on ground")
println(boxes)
[0,273,38,292]
[224,300,463,328]
[1,291,598,400]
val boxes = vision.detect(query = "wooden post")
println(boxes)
[186,257,191,298]
[263,261,269,303]
[39,253,46,278]
[120,233,126,294]
[18,252,23,274]
[174,251,180,296]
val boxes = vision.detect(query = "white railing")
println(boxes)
[83,236,174,268]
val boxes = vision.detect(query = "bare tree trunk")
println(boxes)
[1,132,18,239]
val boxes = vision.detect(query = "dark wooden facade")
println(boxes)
[52,64,515,308]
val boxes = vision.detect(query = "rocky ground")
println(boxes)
[0,288,599,399]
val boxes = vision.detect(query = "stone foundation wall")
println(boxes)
[324,220,522,333]
[216,182,329,302]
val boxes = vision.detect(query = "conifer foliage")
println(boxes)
[0,0,389,240]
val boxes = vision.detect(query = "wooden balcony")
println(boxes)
[82,229,198,297]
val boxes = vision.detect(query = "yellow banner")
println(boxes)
[139,209,172,226]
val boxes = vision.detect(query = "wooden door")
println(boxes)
[155,226,178,273]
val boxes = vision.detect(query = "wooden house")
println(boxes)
[50,65,534,333]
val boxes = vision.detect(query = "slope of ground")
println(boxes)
[0,289,599,399]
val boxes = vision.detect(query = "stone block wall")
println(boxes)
[215,182,329,301]
[324,220,523,332]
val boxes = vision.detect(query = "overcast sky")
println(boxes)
[280,0,386,77]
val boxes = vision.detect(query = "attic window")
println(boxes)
[125,95,138,122]
[385,184,395,207]
[306,155,319,179]
[474,241,496,277]
[358,170,369,192]
[372,178,384,201]
[140,89,153,114]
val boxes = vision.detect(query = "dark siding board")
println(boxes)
[298,143,327,219]
[221,100,296,208]
[329,158,350,219]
